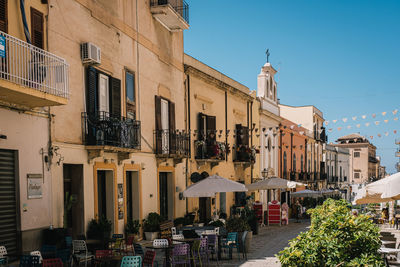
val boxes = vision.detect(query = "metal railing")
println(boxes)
[0,31,69,99]
[150,0,189,24]
[154,129,190,157]
[194,140,226,160]
[82,112,141,149]
[234,144,254,163]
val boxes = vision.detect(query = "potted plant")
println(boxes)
[125,219,141,241]
[226,217,251,253]
[142,212,161,241]
[87,217,112,240]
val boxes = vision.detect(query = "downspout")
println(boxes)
[185,74,190,214]
[279,128,282,178]
[19,0,31,44]
[135,0,141,121]
[225,91,227,161]
[250,101,253,184]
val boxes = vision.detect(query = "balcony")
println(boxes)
[233,145,255,165]
[82,112,141,163]
[150,0,189,31]
[0,31,68,107]
[298,172,306,181]
[368,156,378,163]
[154,129,190,160]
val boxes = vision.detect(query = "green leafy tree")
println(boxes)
[278,199,384,267]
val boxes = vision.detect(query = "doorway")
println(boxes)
[159,172,174,220]
[97,170,115,231]
[126,171,140,222]
[199,197,211,223]
[63,164,84,238]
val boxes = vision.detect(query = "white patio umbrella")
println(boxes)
[320,189,340,196]
[291,189,322,198]
[246,177,305,191]
[353,173,400,204]
[183,174,247,197]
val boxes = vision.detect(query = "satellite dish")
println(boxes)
[190,172,202,183]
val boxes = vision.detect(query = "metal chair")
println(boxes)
[56,248,71,266]
[0,246,8,265]
[41,245,57,259]
[42,258,64,267]
[120,256,142,267]
[30,250,43,264]
[133,243,144,257]
[190,239,202,267]
[171,227,177,235]
[241,231,248,260]
[19,255,41,267]
[172,234,185,244]
[221,232,238,259]
[94,250,113,266]
[72,240,94,267]
[153,239,169,247]
[143,250,158,267]
[111,234,125,254]
[206,234,218,263]
[123,236,135,255]
[171,243,190,266]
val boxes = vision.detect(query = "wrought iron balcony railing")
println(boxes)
[82,112,141,149]
[234,145,255,163]
[154,129,190,157]
[290,172,296,181]
[195,140,226,161]
[150,0,189,24]
[0,30,69,99]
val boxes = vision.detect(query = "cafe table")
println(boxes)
[144,243,174,267]
[378,247,400,266]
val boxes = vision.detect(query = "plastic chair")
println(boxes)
[133,243,144,257]
[120,256,141,267]
[206,234,218,262]
[94,250,113,266]
[56,248,71,266]
[221,232,238,259]
[0,246,8,265]
[241,231,248,260]
[65,236,73,248]
[172,234,184,244]
[153,239,169,247]
[41,245,57,259]
[143,250,158,267]
[171,227,177,235]
[190,239,202,267]
[72,240,94,267]
[111,234,125,254]
[171,243,189,266]
[19,255,41,267]
[123,236,135,255]
[30,250,43,264]
[200,237,210,265]
[42,258,64,267]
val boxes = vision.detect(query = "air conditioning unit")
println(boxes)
[81,42,101,65]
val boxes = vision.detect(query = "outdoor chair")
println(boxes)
[0,246,8,265]
[133,243,145,257]
[56,248,72,266]
[66,236,73,248]
[153,239,169,247]
[171,227,177,235]
[206,234,218,263]
[171,243,190,266]
[111,234,125,254]
[200,237,210,265]
[120,256,142,267]
[221,232,239,260]
[189,239,202,267]
[19,255,41,267]
[41,245,57,259]
[94,250,113,266]
[123,236,135,255]
[143,250,158,267]
[72,240,94,267]
[42,258,64,267]
[172,234,185,244]
[241,231,248,260]
[30,250,43,264]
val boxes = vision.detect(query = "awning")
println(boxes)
[183,175,247,197]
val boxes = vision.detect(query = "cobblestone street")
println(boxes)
[212,220,311,267]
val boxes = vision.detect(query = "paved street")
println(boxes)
[212,220,311,267]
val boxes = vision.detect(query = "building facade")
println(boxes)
[326,144,350,199]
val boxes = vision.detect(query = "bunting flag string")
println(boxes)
[324,108,399,126]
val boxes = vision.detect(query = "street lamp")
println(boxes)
[262,168,268,179]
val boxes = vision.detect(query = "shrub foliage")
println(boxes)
[278,199,384,267]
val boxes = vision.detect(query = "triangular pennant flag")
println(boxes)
[346,140,349,143]
[384,120,389,123]
[372,114,376,118]
[362,115,367,119]
[393,109,398,115]
[395,117,399,121]
[324,121,329,126]
[290,125,295,129]
[370,136,373,139]
[298,124,302,127]
[385,132,389,136]
[352,116,357,121]
[382,112,387,116]
[375,121,380,125]
[394,130,397,134]
[356,124,361,128]
[347,125,351,129]
[328,128,333,132]
[342,118,348,123]
[337,127,342,131]
[299,131,304,135]
[353,138,358,142]
[365,122,370,127]
[378,133,381,137]
[333,120,337,123]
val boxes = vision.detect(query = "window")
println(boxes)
[354,172,360,179]
[31,8,44,49]
[293,153,296,172]
[340,166,342,179]
[126,71,136,119]
[354,152,360,157]
[0,0,7,33]
[301,154,304,172]
[155,96,175,154]
[283,152,287,178]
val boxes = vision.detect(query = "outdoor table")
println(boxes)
[381,240,396,247]
[378,247,400,266]
[144,244,174,267]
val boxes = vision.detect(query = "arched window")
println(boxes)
[301,154,304,172]
[293,153,297,172]
[283,151,287,178]
[269,77,273,99]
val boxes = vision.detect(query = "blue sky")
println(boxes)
[184,0,400,173]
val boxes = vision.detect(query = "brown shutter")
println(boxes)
[109,77,121,117]
[242,126,249,146]
[198,113,205,141]
[154,96,162,153]
[86,67,97,114]
[169,101,176,154]
[30,8,43,49]
[236,124,243,145]
[0,0,7,33]
[206,115,216,142]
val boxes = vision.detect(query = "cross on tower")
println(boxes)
[266,49,270,63]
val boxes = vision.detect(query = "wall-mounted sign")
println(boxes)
[27,174,43,199]
[0,36,5,58]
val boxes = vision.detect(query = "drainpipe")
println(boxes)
[19,0,31,44]
[185,74,191,214]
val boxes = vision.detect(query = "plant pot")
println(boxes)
[145,232,159,241]
[245,231,252,253]
[250,220,259,235]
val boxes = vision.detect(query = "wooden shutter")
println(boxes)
[206,115,216,142]
[30,8,43,49]
[86,67,97,114]
[198,113,205,141]
[155,96,162,153]
[109,77,121,117]
[169,101,176,154]
[236,124,243,145]
[0,0,7,33]
[242,126,249,146]
[98,73,109,114]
